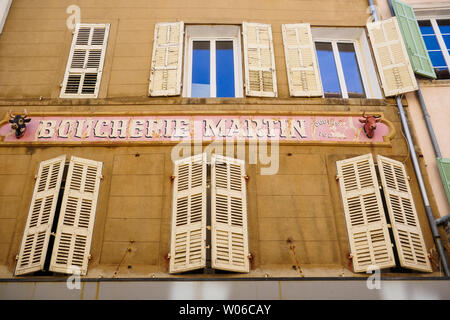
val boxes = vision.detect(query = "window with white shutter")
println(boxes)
[169,153,207,273]
[282,23,323,97]
[149,22,184,96]
[242,22,277,97]
[169,153,249,274]
[49,156,103,275]
[15,156,66,276]
[60,24,110,98]
[367,17,418,97]
[336,154,396,272]
[377,155,432,272]
[211,154,249,273]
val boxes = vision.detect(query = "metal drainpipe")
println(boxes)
[369,0,449,276]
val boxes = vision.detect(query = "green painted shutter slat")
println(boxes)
[391,0,436,79]
[437,158,450,204]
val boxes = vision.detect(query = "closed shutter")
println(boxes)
[336,154,395,272]
[377,155,432,272]
[169,153,207,273]
[15,156,66,276]
[391,0,436,79]
[367,17,418,97]
[437,158,450,204]
[49,156,102,275]
[149,22,184,96]
[242,22,277,97]
[211,154,249,273]
[282,23,323,97]
[60,24,110,98]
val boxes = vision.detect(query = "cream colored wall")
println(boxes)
[376,0,450,217]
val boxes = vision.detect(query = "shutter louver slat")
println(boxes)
[60,24,110,98]
[49,156,102,275]
[211,155,249,273]
[377,155,432,272]
[282,23,323,97]
[367,17,418,97]
[336,154,395,272]
[243,22,277,97]
[15,155,66,276]
[169,153,207,273]
[149,22,184,96]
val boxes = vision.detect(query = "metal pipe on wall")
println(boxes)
[369,0,449,276]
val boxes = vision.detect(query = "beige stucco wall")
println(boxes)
[377,0,450,218]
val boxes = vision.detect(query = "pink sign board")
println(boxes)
[0,115,391,144]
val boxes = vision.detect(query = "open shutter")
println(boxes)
[15,156,66,276]
[149,21,184,96]
[336,154,395,272]
[49,156,102,275]
[211,154,249,273]
[367,17,418,97]
[437,158,450,204]
[377,155,432,272]
[282,23,323,97]
[242,22,277,97]
[169,153,207,273]
[60,23,110,98]
[391,0,436,79]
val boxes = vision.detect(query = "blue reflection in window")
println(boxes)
[191,41,210,97]
[423,35,441,50]
[216,41,235,97]
[338,43,365,98]
[437,19,450,34]
[316,42,342,98]
[429,51,447,67]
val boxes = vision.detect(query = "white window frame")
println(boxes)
[183,25,243,98]
[416,16,450,76]
[312,27,382,99]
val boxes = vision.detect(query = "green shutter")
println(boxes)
[391,0,436,79]
[437,158,450,204]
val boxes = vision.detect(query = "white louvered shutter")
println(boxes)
[282,23,323,97]
[149,22,184,96]
[169,153,207,273]
[211,154,249,273]
[242,22,277,97]
[49,156,102,275]
[336,154,395,272]
[377,155,432,272]
[15,156,66,276]
[60,23,110,98]
[367,17,418,97]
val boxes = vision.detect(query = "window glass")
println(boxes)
[216,41,235,97]
[191,41,211,97]
[315,42,342,98]
[338,43,365,98]
[419,19,450,79]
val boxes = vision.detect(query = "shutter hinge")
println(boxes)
[50,232,56,237]
[407,175,411,181]
[170,175,176,181]
[244,175,249,181]
[34,175,38,180]
[166,253,171,260]
[88,254,92,260]
[100,175,104,180]
[206,225,211,231]
[15,255,19,261]
[387,223,391,228]
[335,175,341,181]
[206,245,210,249]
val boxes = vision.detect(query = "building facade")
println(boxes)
[0,0,449,299]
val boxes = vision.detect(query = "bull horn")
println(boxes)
[23,109,28,118]
[8,110,15,119]
[362,111,367,118]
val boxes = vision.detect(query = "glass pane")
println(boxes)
[429,50,447,67]
[443,35,450,49]
[418,20,434,35]
[423,35,441,50]
[337,43,365,98]
[437,19,450,34]
[315,42,342,98]
[191,41,210,97]
[216,41,235,97]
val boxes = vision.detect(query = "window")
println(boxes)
[183,26,243,98]
[15,156,103,276]
[418,19,450,79]
[336,154,432,273]
[169,154,249,274]
[60,24,110,98]
[312,28,382,99]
